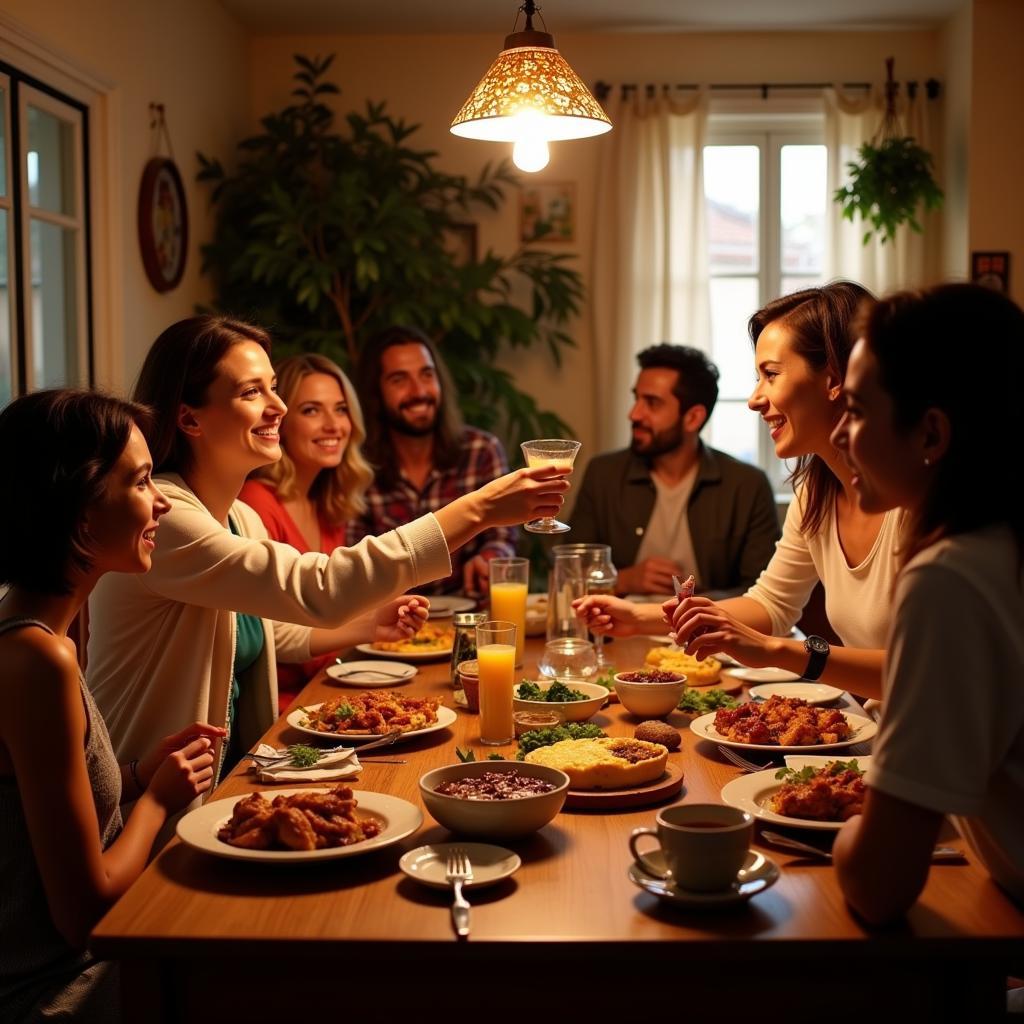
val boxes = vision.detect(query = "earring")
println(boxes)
[923,457,931,467]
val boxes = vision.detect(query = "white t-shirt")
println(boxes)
[868,525,1024,906]
[634,465,700,588]
[745,490,901,648]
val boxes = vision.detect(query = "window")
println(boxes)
[701,106,827,491]
[0,61,91,406]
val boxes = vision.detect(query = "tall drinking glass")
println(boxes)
[520,439,581,534]
[476,620,516,745]
[547,552,587,642]
[552,543,618,669]
[489,557,528,667]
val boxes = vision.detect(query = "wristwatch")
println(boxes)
[802,635,830,681]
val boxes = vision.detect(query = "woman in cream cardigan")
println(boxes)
[88,316,567,777]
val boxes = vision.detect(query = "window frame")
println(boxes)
[704,102,826,492]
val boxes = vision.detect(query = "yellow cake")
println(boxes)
[644,646,722,684]
[524,737,668,790]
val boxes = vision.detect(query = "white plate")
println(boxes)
[429,596,477,616]
[287,703,457,744]
[355,642,453,662]
[399,842,521,889]
[748,681,844,705]
[176,789,422,863]
[628,849,780,907]
[325,660,417,687]
[724,666,802,683]
[689,710,877,753]
[721,756,874,832]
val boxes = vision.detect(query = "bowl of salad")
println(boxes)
[512,679,609,723]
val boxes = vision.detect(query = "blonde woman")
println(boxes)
[240,354,375,710]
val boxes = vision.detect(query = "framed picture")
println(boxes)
[442,222,477,267]
[520,182,576,243]
[138,157,188,292]
[971,251,1010,294]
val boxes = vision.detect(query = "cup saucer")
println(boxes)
[628,848,780,908]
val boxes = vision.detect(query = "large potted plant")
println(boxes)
[197,54,582,441]
[833,59,944,245]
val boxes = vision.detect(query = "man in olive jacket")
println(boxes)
[569,344,780,598]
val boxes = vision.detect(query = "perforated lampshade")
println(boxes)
[450,32,611,144]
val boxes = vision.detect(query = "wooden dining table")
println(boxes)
[91,634,1024,1022]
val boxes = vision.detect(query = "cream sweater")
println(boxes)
[87,474,451,780]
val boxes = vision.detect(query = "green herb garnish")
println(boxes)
[487,753,506,760]
[592,669,617,691]
[515,679,587,702]
[677,689,739,714]
[287,744,321,769]
[515,722,605,760]
[774,759,864,783]
[454,746,506,763]
[332,702,356,722]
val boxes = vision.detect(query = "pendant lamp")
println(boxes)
[450,1,612,172]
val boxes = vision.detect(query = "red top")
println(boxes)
[239,480,348,713]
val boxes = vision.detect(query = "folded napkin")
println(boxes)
[251,743,362,783]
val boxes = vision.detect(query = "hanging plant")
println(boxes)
[833,58,944,245]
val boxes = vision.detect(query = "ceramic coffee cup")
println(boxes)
[628,803,753,892]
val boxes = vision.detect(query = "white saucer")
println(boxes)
[429,596,477,618]
[399,842,521,889]
[724,666,802,683]
[325,660,417,687]
[628,849,780,907]
[749,681,844,705]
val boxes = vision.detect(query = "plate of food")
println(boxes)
[356,622,455,661]
[176,786,423,863]
[690,695,876,752]
[720,756,871,832]
[287,691,457,743]
[325,660,417,687]
[644,646,727,687]
[748,681,844,705]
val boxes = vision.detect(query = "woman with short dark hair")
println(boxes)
[831,283,1024,923]
[87,315,567,775]
[0,389,222,1023]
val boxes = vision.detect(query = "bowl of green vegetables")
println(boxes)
[512,679,608,723]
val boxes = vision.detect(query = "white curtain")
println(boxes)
[591,89,711,451]
[824,86,943,294]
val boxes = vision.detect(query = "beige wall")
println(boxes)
[249,29,943,459]
[969,0,1024,305]
[0,0,249,388]
[941,2,972,280]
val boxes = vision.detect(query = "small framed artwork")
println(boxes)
[520,182,576,243]
[138,157,188,292]
[971,251,1010,294]
[442,222,478,266]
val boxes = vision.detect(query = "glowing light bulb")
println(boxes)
[512,136,550,172]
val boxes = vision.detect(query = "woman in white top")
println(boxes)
[831,283,1024,924]
[88,316,567,776]
[577,282,895,698]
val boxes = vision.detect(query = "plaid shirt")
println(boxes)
[347,426,517,594]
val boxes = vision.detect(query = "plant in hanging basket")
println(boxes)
[834,135,944,245]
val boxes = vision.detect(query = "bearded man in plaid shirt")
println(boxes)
[350,325,517,595]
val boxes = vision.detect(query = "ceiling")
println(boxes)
[221,0,964,35]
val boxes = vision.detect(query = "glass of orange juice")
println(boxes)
[489,557,529,667]
[520,439,581,534]
[476,620,517,745]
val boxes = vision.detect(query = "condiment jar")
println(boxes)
[513,708,563,737]
[451,612,486,697]
[457,659,480,712]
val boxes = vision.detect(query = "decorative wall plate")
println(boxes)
[138,157,187,292]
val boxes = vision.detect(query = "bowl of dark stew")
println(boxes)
[419,762,570,839]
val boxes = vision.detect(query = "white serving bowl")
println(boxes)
[512,679,608,723]
[419,761,570,839]
[613,670,688,719]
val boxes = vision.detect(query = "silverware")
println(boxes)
[761,829,965,862]
[358,758,407,764]
[333,660,409,680]
[718,745,774,773]
[242,731,402,766]
[446,847,473,939]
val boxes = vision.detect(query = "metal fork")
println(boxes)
[445,847,473,939]
[242,731,401,765]
[718,745,774,773]
[333,661,410,680]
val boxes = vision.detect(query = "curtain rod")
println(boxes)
[594,79,942,102]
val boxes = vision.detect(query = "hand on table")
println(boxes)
[616,557,684,597]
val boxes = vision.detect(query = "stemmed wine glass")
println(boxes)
[520,439,581,534]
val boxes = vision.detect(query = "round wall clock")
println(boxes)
[138,157,188,292]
